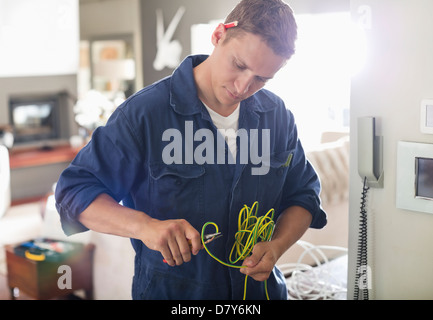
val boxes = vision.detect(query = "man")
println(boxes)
[55,0,327,299]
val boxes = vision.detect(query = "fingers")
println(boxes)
[150,219,201,267]
[162,238,186,266]
[187,230,203,256]
[240,243,276,282]
[169,233,194,265]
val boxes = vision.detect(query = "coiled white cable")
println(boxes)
[279,240,348,300]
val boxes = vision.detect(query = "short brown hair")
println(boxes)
[224,0,297,58]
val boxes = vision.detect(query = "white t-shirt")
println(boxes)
[203,103,240,160]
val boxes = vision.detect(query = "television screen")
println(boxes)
[9,96,59,144]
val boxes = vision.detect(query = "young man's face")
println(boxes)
[209,25,287,109]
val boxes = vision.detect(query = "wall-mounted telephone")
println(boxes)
[358,117,384,188]
[354,117,384,300]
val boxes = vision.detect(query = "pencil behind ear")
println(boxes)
[211,23,227,46]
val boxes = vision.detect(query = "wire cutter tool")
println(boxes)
[163,232,222,263]
[201,232,223,244]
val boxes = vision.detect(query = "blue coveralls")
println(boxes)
[55,55,327,300]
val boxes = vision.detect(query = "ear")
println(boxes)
[211,23,227,47]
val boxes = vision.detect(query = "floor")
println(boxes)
[0,272,28,300]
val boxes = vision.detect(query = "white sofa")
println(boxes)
[0,145,11,220]
[0,146,44,277]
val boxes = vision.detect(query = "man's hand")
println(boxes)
[140,218,202,267]
[239,241,279,281]
[239,205,313,281]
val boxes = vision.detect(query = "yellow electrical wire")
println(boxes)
[201,201,275,300]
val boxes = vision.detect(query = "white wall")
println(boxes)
[348,0,433,299]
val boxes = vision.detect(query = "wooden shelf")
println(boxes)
[9,145,81,170]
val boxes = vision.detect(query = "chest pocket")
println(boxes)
[148,163,205,224]
[270,150,294,170]
[256,150,294,201]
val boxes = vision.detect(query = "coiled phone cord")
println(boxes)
[201,201,275,300]
[354,177,369,300]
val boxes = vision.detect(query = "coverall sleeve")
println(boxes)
[55,107,143,235]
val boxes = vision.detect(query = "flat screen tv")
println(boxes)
[9,95,60,146]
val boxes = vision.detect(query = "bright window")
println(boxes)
[0,0,79,77]
[265,12,364,150]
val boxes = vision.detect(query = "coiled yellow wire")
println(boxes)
[201,201,275,300]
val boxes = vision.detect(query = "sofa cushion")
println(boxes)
[306,136,350,206]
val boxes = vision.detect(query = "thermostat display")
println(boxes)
[396,141,433,214]
[415,157,433,200]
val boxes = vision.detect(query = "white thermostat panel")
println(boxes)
[421,99,433,134]
[396,141,433,214]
